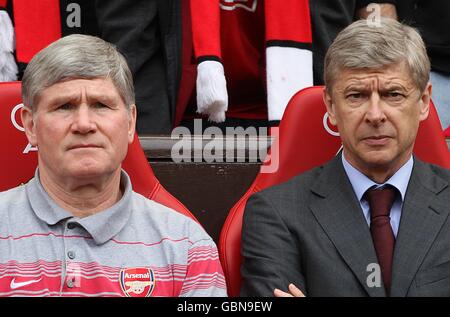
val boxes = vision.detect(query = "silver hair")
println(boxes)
[324,18,430,93]
[22,34,134,110]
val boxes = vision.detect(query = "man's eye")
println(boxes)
[347,93,363,99]
[385,92,405,100]
[93,102,108,109]
[58,103,73,110]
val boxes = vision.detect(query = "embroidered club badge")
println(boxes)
[119,267,155,297]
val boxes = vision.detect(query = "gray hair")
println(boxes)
[22,34,134,110]
[324,18,430,93]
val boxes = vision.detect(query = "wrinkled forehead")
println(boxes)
[329,62,417,93]
[36,78,124,108]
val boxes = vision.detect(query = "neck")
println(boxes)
[362,166,399,184]
[343,152,412,184]
[39,168,123,218]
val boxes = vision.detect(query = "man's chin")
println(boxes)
[359,149,395,167]
[66,165,114,180]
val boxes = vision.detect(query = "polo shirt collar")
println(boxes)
[27,169,133,245]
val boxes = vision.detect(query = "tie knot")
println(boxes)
[364,185,397,218]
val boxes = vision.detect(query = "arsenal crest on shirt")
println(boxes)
[119,267,155,297]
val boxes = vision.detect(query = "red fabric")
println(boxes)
[365,187,396,293]
[0,0,6,8]
[219,2,266,119]
[219,86,450,297]
[191,0,312,58]
[445,126,450,138]
[414,101,450,165]
[13,0,61,63]
[190,0,221,59]
[188,0,312,120]
[0,81,36,189]
[265,0,312,43]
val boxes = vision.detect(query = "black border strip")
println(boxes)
[266,40,312,51]
[197,55,223,64]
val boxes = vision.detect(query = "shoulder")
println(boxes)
[406,159,450,205]
[0,184,30,233]
[244,156,345,221]
[243,162,333,226]
[0,185,28,210]
[425,162,450,179]
[414,159,450,184]
[250,162,327,204]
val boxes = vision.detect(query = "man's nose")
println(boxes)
[71,105,96,133]
[364,93,387,125]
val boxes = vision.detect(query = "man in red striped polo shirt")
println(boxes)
[0,34,226,297]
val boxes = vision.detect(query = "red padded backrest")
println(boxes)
[123,134,197,220]
[445,127,450,138]
[0,81,197,221]
[219,86,450,297]
[0,82,37,189]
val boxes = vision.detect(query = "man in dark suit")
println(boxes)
[240,18,450,297]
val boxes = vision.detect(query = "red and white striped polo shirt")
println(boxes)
[0,170,227,297]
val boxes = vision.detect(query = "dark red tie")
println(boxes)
[364,186,397,294]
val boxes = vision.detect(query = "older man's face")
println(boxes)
[324,62,431,178]
[22,78,136,182]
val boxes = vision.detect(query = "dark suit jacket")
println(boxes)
[241,156,450,296]
[95,0,182,134]
[310,0,397,85]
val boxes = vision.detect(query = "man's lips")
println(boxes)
[362,135,392,146]
[68,144,102,150]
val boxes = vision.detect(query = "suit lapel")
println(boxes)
[309,156,386,297]
[390,160,450,297]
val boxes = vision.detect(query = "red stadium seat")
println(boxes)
[444,126,450,139]
[0,81,197,221]
[219,85,450,297]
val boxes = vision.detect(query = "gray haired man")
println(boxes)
[241,18,450,297]
[0,34,226,297]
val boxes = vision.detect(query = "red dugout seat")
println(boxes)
[219,86,450,297]
[444,126,450,139]
[0,81,197,221]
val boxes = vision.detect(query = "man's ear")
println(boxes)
[323,88,337,125]
[418,82,431,122]
[20,105,38,146]
[128,104,137,143]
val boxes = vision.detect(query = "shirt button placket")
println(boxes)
[64,221,82,291]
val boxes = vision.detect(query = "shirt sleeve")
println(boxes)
[179,222,227,297]
[240,191,307,296]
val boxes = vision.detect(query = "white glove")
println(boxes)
[0,10,18,81]
[196,60,228,122]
